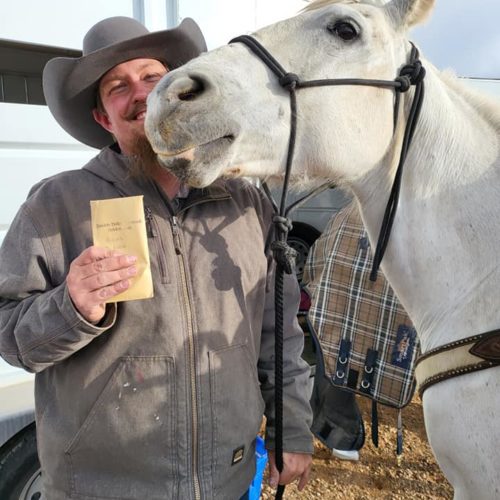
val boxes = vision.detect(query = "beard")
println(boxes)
[128,133,163,179]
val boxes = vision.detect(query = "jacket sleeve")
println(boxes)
[258,250,314,454]
[0,206,116,373]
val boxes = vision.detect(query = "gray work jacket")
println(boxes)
[0,147,313,500]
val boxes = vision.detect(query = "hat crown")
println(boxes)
[83,16,151,55]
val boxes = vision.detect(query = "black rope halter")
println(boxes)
[229,34,425,499]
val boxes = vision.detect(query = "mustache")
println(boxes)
[125,102,147,121]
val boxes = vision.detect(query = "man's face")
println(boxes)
[93,58,168,155]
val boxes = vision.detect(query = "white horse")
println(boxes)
[145,1,500,498]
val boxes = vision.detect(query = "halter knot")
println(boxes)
[397,60,426,91]
[279,72,300,90]
[272,215,294,234]
[395,75,411,92]
[270,240,297,275]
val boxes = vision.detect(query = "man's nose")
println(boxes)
[131,80,152,102]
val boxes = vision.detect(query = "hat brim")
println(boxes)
[43,18,207,149]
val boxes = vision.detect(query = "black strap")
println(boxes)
[371,401,379,448]
[370,46,426,281]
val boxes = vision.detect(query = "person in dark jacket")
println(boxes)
[0,17,313,499]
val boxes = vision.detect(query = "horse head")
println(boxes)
[145,0,435,188]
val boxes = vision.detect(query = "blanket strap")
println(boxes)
[415,329,500,395]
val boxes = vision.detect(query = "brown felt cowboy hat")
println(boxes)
[43,16,206,149]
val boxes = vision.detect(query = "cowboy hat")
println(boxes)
[43,16,207,149]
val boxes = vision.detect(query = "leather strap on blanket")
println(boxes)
[415,329,500,395]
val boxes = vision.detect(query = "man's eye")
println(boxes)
[109,83,126,95]
[145,73,162,82]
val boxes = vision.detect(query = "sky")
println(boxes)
[410,0,500,78]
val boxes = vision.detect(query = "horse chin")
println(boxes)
[155,136,235,187]
[156,154,224,188]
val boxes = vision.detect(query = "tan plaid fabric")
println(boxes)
[303,203,419,408]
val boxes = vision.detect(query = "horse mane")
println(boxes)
[439,71,500,132]
[304,0,362,12]
[304,0,396,12]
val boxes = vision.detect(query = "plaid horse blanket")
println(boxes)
[303,203,419,409]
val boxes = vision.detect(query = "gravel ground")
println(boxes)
[260,396,453,499]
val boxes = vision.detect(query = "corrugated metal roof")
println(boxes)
[0,39,81,105]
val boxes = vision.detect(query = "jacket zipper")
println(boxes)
[171,215,201,500]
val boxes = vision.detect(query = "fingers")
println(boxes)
[72,246,119,265]
[67,246,138,323]
[267,452,280,489]
[297,463,311,491]
[267,451,312,491]
[81,262,138,291]
[73,247,136,278]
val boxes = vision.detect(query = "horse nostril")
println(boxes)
[178,92,197,101]
[178,76,205,101]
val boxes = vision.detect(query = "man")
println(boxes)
[0,17,313,499]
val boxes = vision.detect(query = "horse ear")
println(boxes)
[386,0,435,28]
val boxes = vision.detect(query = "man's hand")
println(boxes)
[67,246,137,324]
[267,450,312,492]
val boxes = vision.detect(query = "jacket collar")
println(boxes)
[83,146,231,210]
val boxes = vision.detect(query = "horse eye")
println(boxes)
[327,21,358,41]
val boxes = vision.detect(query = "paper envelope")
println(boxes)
[90,195,154,302]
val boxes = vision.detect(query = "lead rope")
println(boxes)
[267,49,299,500]
[229,34,425,499]
[369,47,426,281]
[228,35,304,500]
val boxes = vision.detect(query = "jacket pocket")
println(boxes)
[146,208,170,284]
[64,356,177,499]
[209,343,265,494]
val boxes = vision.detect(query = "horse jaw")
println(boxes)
[148,132,287,188]
[151,138,235,188]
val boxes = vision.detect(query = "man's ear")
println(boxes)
[93,108,113,133]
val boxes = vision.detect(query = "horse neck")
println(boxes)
[354,65,500,352]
